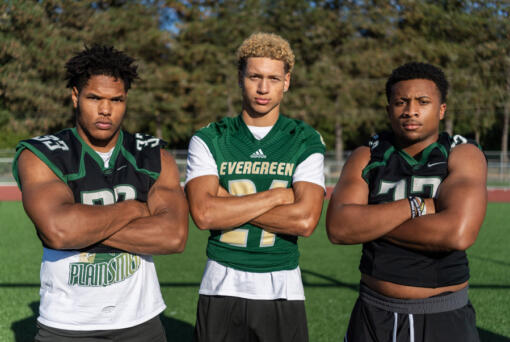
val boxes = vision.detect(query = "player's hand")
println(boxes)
[217,185,231,197]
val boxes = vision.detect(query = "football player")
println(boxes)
[326,62,487,342]
[185,33,326,342]
[13,45,188,341]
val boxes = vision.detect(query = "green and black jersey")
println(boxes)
[360,132,482,287]
[196,114,325,272]
[13,128,166,252]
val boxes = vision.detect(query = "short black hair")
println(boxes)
[385,62,448,103]
[65,44,138,92]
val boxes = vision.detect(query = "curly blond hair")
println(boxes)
[237,32,295,74]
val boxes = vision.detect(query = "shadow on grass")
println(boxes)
[478,327,510,342]
[161,315,194,341]
[10,301,38,342]
[159,282,200,287]
[10,301,194,342]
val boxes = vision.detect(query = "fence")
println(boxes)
[1,149,509,187]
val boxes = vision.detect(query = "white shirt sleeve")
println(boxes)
[185,135,218,185]
[293,153,325,189]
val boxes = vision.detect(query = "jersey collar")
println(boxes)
[237,113,285,144]
[71,127,124,171]
[397,138,448,167]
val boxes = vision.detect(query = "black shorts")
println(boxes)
[35,315,167,342]
[344,283,479,342]
[193,294,308,342]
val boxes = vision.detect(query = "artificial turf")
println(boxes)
[0,201,508,341]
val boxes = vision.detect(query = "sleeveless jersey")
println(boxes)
[359,132,482,288]
[195,114,325,272]
[12,128,167,330]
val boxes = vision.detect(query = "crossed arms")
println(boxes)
[17,149,188,254]
[326,144,487,251]
[186,175,324,237]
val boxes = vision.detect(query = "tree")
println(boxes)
[0,0,178,146]
[2,0,509,152]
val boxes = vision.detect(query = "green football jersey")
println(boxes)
[195,114,325,272]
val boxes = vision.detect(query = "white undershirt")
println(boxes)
[185,125,325,300]
[95,148,114,168]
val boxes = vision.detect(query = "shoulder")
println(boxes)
[281,115,322,138]
[351,145,372,159]
[365,132,395,160]
[448,142,486,170]
[159,149,178,174]
[347,146,371,171]
[121,131,167,178]
[13,129,77,173]
[195,117,237,140]
[16,129,75,155]
[367,131,393,147]
[438,132,482,153]
[280,115,326,151]
[279,116,326,165]
[188,135,211,154]
[436,133,486,179]
[122,131,167,153]
[13,129,76,188]
[450,133,481,149]
[436,132,485,165]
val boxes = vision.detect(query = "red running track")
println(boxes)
[2,185,510,202]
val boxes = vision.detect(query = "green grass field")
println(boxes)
[1,201,509,342]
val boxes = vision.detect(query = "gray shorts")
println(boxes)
[344,283,479,342]
[35,315,167,342]
[193,294,309,342]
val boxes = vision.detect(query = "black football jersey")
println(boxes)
[13,128,166,253]
[359,132,481,287]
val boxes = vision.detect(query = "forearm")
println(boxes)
[101,208,188,255]
[326,199,412,244]
[34,200,147,250]
[102,150,190,255]
[18,149,150,251]
[383,214,452,251]
[386,179,486,251]
[385,206,483,251]
[251,196,323,237]
[189,188,290,230]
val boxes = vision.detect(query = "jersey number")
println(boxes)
[135,133,160,151]
[33,135,69,151]
[81,185,136,205]
[377,177,441,200]
[220,179,288,248]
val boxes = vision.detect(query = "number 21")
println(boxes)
[220,179,288,248]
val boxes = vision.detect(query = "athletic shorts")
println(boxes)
[193,294,308,342]
[35,315,167,342]
[344,283,479,342]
